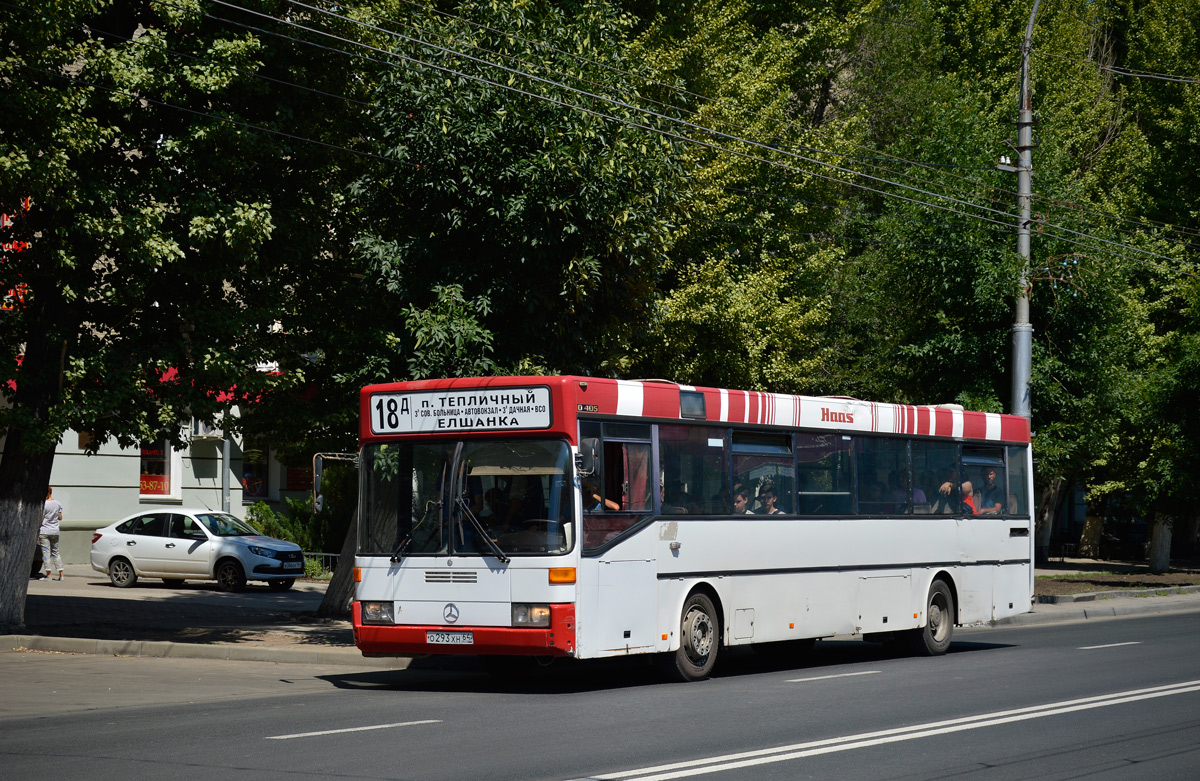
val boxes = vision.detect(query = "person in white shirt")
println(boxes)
[40,486,64,581]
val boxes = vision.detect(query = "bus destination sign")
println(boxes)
[369,387,552,435]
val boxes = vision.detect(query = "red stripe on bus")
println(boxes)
[962,411,988,440]
[643,383,679,419]
[581,378,618,415]
[934,408,953,436]
[1001,415,1031,443]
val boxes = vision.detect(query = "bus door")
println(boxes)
[579,421,659,655]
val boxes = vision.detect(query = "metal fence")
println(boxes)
[303,552,339,577]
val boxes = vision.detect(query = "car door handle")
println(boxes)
[126,540,137,546]
[166,543,176,548]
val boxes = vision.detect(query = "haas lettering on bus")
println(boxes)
[820,407,854,424]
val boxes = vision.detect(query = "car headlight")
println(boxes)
[512,603,551,627]
[247,546,279,558]
[361,602,395,624]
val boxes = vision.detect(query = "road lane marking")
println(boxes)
[574,680,1200,781]
[1079,641,1141,650]
[787,671,881,683]
[266,719,441,740]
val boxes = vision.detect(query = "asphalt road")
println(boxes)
[3,611,1199,780]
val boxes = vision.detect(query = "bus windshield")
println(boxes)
[359,438,575,558]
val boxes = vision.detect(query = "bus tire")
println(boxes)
[662,592,719,682]
[908,579,954,656]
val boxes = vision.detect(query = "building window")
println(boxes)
[140,439,171,496]
[242,442,269,500]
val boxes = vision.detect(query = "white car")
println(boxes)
[90,509,304,592]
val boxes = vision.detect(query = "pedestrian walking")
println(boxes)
[41,486,64,581]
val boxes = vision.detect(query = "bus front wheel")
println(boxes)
[908,580,954,656]
[662,592,719,682]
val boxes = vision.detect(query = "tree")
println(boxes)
[0,0,378,629]
[346,0,685,379]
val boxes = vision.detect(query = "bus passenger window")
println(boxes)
[732,432,794,515]
[1007,446,1030,516]
[659,425,727,514]
[795,433,852,515]
[854,437,909,515]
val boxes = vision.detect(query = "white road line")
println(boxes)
[266,719,441,740]
[786,671,882,683]
[1079,641,1142,650]
[575,680,1200,781]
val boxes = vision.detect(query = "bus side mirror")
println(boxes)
[577,437,599,476]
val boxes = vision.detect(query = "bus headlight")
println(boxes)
[512,603,551,627]
[361,601,395,624]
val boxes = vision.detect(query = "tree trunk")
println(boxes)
[1148,512,1173,575]
[317,506,358,619]
[1034,477,1066,564]
[0,429,57,632]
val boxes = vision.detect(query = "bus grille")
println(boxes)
[425,571,478,584]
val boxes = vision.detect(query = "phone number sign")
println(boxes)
[370,387,552,434]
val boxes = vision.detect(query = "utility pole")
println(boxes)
[999,0,1042,422]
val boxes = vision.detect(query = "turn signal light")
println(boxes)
[353,567,362,582]
[549,567,576,584]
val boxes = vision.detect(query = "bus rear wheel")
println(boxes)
[908,580,954,656]
[662,592,719,682]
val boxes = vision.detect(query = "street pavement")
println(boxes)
[5,562,1200,668]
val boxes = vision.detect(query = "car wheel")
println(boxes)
[215,560,247,592]
[162,578,186,587]
[108,558,138,588]
[267,578,294,591]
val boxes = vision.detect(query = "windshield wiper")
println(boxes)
[391,499,440,564]
[456,496,510,564]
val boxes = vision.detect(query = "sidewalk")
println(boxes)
[5,563,1200,666]
[4,563,404,668]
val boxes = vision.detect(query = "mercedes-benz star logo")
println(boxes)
[443,603,460,623]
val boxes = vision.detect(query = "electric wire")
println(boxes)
[14,1,1196,275]
[11,62,399,166]
[271,0,1023,227]
[312,0,1018,218]
[1,1,373,110]
[264,0,1196,271]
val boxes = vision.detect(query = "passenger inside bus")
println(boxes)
[975,466,1004,514]
[733,487,754,515]
[582,479,619,512]
[755,483,784,514]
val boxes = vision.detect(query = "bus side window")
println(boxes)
[603,441,652,513]
[1006,445,1031,516]
[731,432,794,515]
[796,433,852,515]
[659,425,727,515]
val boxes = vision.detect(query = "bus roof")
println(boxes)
[360,376,1030,444]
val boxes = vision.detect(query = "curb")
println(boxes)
[2,634,411,669]
[1036,584,1200,603]
[992,597,1200,627]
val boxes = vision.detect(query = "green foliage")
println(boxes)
[349,0,686,378]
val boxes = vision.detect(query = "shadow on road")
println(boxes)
[316,636,1016,695]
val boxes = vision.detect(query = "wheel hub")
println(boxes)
[684,608,713,658]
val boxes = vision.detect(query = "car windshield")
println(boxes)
[359,438,575,557]
[197,513,260,537]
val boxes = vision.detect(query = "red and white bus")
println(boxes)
[351,376,1033,680]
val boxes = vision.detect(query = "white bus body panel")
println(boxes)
[356,558,577,627]
[580,514,1032,657]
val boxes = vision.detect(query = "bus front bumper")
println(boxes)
[352,602,576,657]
